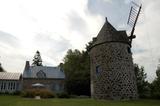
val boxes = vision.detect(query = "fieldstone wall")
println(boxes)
[90,42,138,100]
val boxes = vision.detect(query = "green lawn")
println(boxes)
[0,95,160,106]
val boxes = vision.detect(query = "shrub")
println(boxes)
[4,92,9,95]
[151,92,160,99]
[0,91,21,95]
[56,92,70,98]
[39,89,55,98]
[21,90,35,98]
[21,89,55,98]
[12,91,21,95]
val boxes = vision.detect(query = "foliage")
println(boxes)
[32,51,43,66]
[0,63,5,72]
[134,64,151,98]
[85,41,93,51]
[156,66,160,78]
[21,90,35,98]
[62,49,90,96]
[12,91,21,95]
[56,92,70,98]
[150,65,160,99]
[21,89,55,98]
[0,91,21,95]
[0,66,4,72]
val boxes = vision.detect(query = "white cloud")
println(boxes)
[132,0,160,81]
[0,0,101,73]
[0,0,159,82]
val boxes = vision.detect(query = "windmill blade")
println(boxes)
[128,9,138,27]
[127,1,142,46]
[131,1,141,7]
[127,2,141,29]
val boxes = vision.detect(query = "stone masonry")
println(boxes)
[89,18,138,100]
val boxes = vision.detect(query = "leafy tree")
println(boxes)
[156,66,160,78]
[62,49,90,96]
[151,64,160,99]
[0,62,5,72]
[134,64,150,98]
[32,51,43,66]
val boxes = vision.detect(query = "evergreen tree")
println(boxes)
[156,65,160,78]
[134,64,150,98]
[32,51,43,66]
[151,63,160,99]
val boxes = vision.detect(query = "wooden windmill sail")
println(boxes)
[127,2,142,46]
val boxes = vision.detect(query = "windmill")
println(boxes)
[88,1,143,100]
[127,1,142,46]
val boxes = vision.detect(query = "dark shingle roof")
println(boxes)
[23,66,65,79]
[92,18,129,46]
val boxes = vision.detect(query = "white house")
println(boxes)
[0,72,22,93]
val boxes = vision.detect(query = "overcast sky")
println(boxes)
[0,0,159,82]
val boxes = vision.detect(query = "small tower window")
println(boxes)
[96,65,101,74]
[127,47,131,54]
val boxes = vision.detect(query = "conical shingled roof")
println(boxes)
[92,18,129,47]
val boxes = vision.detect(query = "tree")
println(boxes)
[32,51,43,66]
[134,64,150,98]
[0,62,5,72]
[156,66,160,78]
[151,64,160,99]
[62,49,90,96]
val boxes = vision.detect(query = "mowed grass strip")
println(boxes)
[0,95,160,106]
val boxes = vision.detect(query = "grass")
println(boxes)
[0,95,160,106]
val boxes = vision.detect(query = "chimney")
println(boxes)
[24,61,30,71]
[105,17,108,22]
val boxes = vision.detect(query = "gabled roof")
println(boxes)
[91,18,129,47]
[23,66,65,79]
[0,72,21,80]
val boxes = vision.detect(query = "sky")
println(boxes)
[0,0,159,82]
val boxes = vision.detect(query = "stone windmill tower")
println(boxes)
[88,3,142,100]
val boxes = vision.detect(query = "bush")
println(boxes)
[151,92,160,99]
[21,90,35,98]
[39,89,55,98]
[0,91,21,95]
[1,92,9,95]
[21,89,55,98]
[56,92,70,98]
[12,91,21,95]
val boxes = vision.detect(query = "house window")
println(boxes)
[3,83,6,90]
[1,82,3,90]
[36,70,46,78]
[8,82,10,89]
[16,83,19,90]
[127,47,131,54]
[52,83,55,90]
[55,83,59,91]
[13,82,15,90]
[11,82,13,90]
